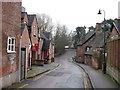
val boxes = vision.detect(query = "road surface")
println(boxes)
[24,49,85,88]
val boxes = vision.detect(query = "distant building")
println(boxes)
[42,32,54,63]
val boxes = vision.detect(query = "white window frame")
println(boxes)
[7,37,16,53]
[33,25,36,36]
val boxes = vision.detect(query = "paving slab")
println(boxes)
[78,63,119,88]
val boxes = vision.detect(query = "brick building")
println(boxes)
[27,15,39,62]
[76,30,95,63]
[21,11,32,80]
[0,2,21,88]
[42,32,54,63]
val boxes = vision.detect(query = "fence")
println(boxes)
[107,38,120,69]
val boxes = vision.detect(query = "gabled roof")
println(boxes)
[21,23,29,34]
[28,14,36,26]
[42,40,50,51]
[40,33,48,40]
[42,32,51,39]
[113,19,120,34]
[88,32,109,48]
[77,31,95,46]
[21,12,27,19]
[83,31,95,44]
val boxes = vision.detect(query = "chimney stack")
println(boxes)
[95,23,102,30]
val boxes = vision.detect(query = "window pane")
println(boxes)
[12,38,14,44]
[9,39,11,44]
[8,45,10,50]
[11,45,14,51]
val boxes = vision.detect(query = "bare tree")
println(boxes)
[36,13,54,33]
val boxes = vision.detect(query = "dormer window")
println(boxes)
[33,25,36,36]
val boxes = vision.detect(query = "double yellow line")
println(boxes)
[18,64,61,88]
[19,84,29,88]
[72,61,89,89]
[33,64,61,81]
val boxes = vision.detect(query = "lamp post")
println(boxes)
[97,9,106,74]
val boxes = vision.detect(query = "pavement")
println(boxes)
[6,62,59,89]
[75,62,120,89]
[27,62,59,78]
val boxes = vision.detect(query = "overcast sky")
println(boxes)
[22,0,120,31]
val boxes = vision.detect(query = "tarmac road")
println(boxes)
[24,49,86,88]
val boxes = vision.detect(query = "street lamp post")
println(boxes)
[97,9,106,74]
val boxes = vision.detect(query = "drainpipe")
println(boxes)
[18,36,22,82]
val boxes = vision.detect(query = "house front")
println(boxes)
[42,32,54,63]
[20,11,32,80]
[0,2,21,88]
[76,30,95,64]
[27,14,39,63]
[86,23,111,70]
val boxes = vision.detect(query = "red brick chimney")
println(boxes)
[95,23,102,30]
[95,23,102,35]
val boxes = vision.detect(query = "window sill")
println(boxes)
[7,51,16,54]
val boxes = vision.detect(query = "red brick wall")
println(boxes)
[28,16,38,60]
[92,57,99,69]
[85,56,92,65]
[111,27,118,36]
[77,46,81,57]
[21,12,30,69]
[1,2,21,76]
[76,45,83,62]
[22,25,30,69]
[30,16,38,45]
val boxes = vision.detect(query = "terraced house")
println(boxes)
[21,11,31,80]
[42,32,54,63]
[27,14,39,64]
